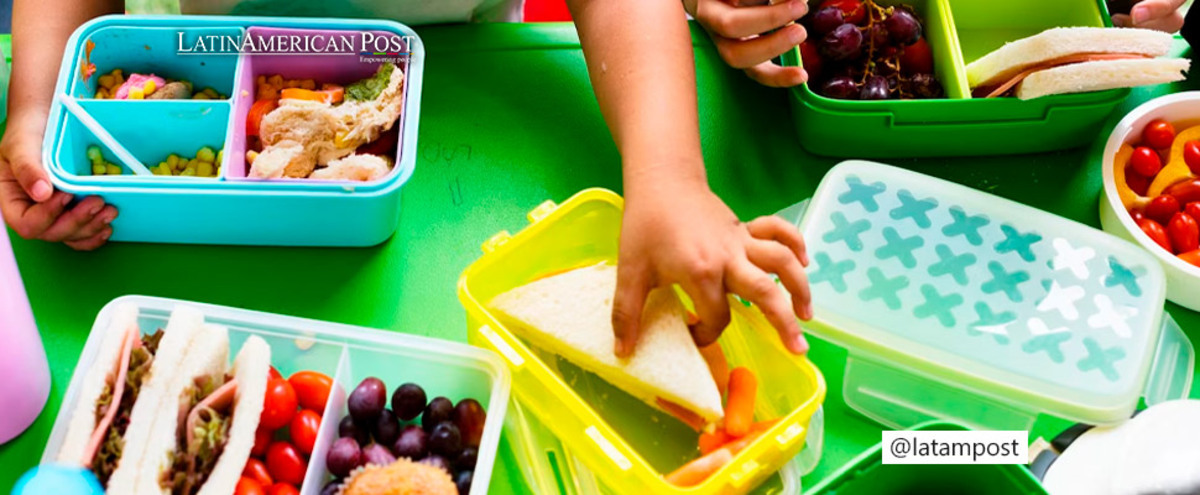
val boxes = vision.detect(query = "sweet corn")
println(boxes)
[204,88,219,99]
[92,163,106,175]
[197,162,214,177]
[300,79,316,90]
[86,146,103,163]
[181,167,196,177]
[216,149,224,165]
[129,87,144,99]
[246,150,259,164]
[143,79,157,95]
[105,163,121,175]
[95,88,108,99]
[196,146,216,163]
[167,154,179,169]
[193,93,209,100]
[157,163,172,176]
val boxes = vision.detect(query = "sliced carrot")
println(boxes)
[700,343,730,399]
[725,367,757,437]
[656,397,707,432]
[666,448,733,487]
[698,428,732,455]
[281,87,331,103]
[750,418,780,435]
[321,86,345,104]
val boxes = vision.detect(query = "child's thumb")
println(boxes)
[6,138,53,202]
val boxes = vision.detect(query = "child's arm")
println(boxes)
[0,0,121,250]
[566,0,812,356]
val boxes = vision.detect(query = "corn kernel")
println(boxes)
[246,150,259,164]
[333,131,347,147]
[99,74,114,89]
[196,147,216,163]
[128,87,144,99]
[95,88,108,99]
[216,149,224,165]
[193,93,209,100]
[143,79,156,95]
[92,163,106,175]
[166,154,179,168]
[197,162,213,177]
[86,145,102,162]
[106,163,121,175]
[300,79,316,90]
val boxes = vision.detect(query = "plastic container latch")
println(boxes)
[791,406,824,476]
[527,200,558,224]
[773,199,811,229]
[1143,312,1194,405]
[729,458,761,487]
[482,231,512,253]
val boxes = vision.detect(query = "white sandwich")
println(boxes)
[966,27,1188,99]
[489,263,725,423]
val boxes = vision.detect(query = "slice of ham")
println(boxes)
[184,378,238,449]
[80,325,138,464]
[977,53,1151,98]
[656,397,708,432]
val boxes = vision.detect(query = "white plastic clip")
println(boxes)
[527,200,557,224]
[482,231,512,253]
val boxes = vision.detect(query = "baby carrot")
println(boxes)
[699,343,730,398]
[725,367,757,437]
[698,428,732,455]
[666,448,733,487]
[657,397,707,432]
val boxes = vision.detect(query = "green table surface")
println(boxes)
[2,22,1199,493]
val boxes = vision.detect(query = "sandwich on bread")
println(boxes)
[489,263,725,424]
[967,27,1189,99]
[57,305,271,494]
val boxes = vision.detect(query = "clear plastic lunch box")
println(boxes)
[458,189,827,495]
[39,296,509,495]
[781,160,1193,431]
[43,15,423,246]
[781,0,1132,158]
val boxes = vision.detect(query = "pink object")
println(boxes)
[113,73,165,99]
[0,226,50,444]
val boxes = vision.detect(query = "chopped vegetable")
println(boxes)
[280,88,331,103]
[345,63,395,102]
[665,448,733,487]
[698,428,732,456]
[699,343,730,398]
[725,367,757,437]
[246,99,278,138]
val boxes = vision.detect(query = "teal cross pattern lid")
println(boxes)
[797,161,1193,428]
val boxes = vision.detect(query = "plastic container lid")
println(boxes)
[40,296,511,495]
[790,161,1193,430]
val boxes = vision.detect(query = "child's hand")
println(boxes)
[1113,0,1186,32]
[613,178,812,357]
[0,123,115,250]
[686,0,811,87]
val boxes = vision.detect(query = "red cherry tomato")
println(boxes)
[1126,167,1152,196]
[246,99,279,138]
[1130,146,1163,178]
[1168,212,1200,254]
[242,458,274,487]
[1179,250,1200,268]
[269,367,282,380]
[899,38,934,75]
[266,484,300,495]
[235,477,266,495]
[820,0,865,24]
[1139,218,1173,252]
[1186,202,1200,221]
[1144,195,1181,225]
[799,41,824,81]
[1166,178,1200,205]
[265,441,308,486]
[1185,141,1200,175]
[252,427,273,457]
[261,377,298,430]
[1142,120,1176,150]
[288,371,334,413]
[1130,210,1147,224]
[289,409,322,455]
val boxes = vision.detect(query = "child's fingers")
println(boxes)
[683,274,733,349]
[746,239,812,323]
[38,196,106,243]
[746,216,808,266]
[4,135,54,202]
[726,259,807,354]
[744,62,808,88]
[63,204,117,243]
[1134,10,1185,32]
[1132,0,1187,24]
[714,23,806,69]
[64,227,113,252]
[698,0,808,40]
[1112,14,1134,27]
[2,190,71,240]
[613,262,653,357]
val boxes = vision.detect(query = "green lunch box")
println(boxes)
[782,0,1135,158]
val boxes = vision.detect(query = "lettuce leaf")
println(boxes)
[161,377,230,495]
[346,63,395,102]
[90,330,162,486]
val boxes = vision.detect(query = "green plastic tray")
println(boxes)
[803,422,1047,495]
[782,0,1129,158]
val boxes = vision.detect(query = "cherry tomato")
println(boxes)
[1179,250,1200,268]
[1185,141,1200,175]
[289,409,322,455]
[1142,120,1176,150]
[246,99,278,138]
[252,427,273,457]
[799,41,824,81]
[1130,210,1146,224]
[242,458,274,487]
[235,477,266,495]
[266,441,308,486]
[1168,212,1200,254]
[1144,195,1181,225]
[1186,202,1200,221]
[899,38,934,75]
[1130,146,1163,178]
[1138,218,1173,252]
[266,483,300,495]
[1166,178,1200,205]
[261,377,298,430]
[820,0,865,24]
[288,371,334,413]
[269,367,282,380]
[1126,167,1152,196]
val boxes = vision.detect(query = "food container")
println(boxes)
[786,160,1192,431]
[803,422,1047,495]
[1100,92,1200,311]
[458,189,827,495]
[42,15,423,246]
[782,0,1129,158]
[40,296,510,495]
[0,225,50,444]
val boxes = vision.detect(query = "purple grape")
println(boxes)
[910,73,943,98]
[348,377,387,424]
[820,23,862,61]
[456,470,474,495]
[375,408,401,446]
[821,76,859,100]
[392,424,428,459]
[327,437,364,477]
[339,415,370,445]
[811,7,844,35]
[422,397,454,431]
[430,421,463,457]
[362,442,397,466]
[456,447,478,470]
[885,9,922,46]
[392,382,428,421]
[867,23,889,47]
[860,75,890,100]
[320,481,341,495]
[453,399,487,448]
[419,455,452,474]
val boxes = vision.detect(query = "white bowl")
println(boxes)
[1100,91,1200,311]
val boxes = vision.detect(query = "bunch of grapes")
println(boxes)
[800,0,943,100]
